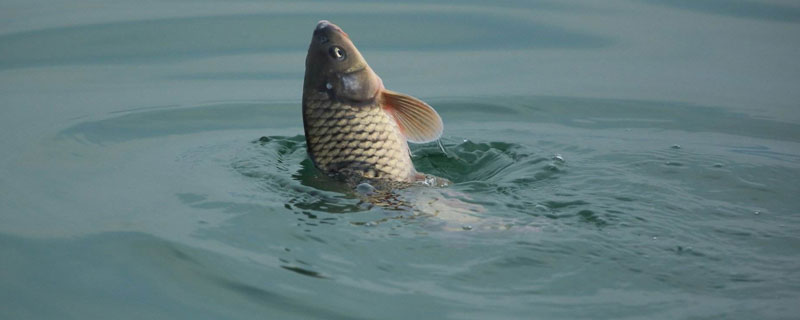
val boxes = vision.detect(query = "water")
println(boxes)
[2,1,800,319]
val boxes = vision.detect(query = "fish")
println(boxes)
[302,20,444,184]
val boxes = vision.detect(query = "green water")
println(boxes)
[2,1,800,319]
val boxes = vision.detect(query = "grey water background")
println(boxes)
[2,0,800,318]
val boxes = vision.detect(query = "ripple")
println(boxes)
[59,102,298,144]
[51,97,800,237]
[412,139,556,184]
[241,135,551,192]
[232,135,363,215]
[0,12,610,69]
[642,0,800,23]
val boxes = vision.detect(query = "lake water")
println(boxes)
[2,0,799,319]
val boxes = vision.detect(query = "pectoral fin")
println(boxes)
[381,90,443,143]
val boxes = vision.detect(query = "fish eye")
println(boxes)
[328,46,346,61]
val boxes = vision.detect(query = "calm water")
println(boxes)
[2,1,800,319]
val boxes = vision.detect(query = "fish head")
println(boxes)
[304,20,382,103]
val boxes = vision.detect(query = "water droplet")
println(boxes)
[325,82,333,90]
[462,225,473,231]
[437,139,448,155]
[652,236,658,240]
[356,183,376,196]
[754,211,761,215]
[671,144,681,149]
[463,139,469,143]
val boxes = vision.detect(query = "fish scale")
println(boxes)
[304,98,414,181]
[302,20,443,183]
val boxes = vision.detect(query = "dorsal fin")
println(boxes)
[381,90,443,143]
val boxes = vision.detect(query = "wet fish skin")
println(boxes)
[302,20,443,182]
[303,94,414,181]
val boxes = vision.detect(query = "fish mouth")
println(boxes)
[315,20,348,37]
[316,20,334,30]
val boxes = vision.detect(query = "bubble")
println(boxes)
[671,144,681,149]
[462,225,473,231]
[754,211,761,215]
[325,82,333,90]
[552,154,565,163]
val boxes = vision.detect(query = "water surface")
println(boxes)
[2,1,799,319]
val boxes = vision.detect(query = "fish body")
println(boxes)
[302,21,443,182]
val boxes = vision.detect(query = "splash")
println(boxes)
[234,135,558,231]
